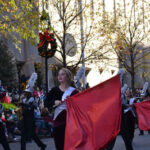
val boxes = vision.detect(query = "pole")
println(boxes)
[18,68,21,100]
[78,0,86,89]
[40,1,50,96]
[17,63,24,101]
[45,42,48,96]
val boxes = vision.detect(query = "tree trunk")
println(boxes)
[62,1,66,68]
[130,56,135,96]
[131,72,135,96]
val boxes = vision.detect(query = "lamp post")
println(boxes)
[45,41,48,96]
[40,10,50,96]
[39,10,57,96]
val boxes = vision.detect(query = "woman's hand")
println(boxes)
[55,100,61,106]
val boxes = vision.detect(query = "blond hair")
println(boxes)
[59,68,72,83]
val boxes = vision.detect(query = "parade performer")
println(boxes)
[74,66,84,90]
[0,104,11,150]
[134,82,150,135]
[134,97,150,133]
[64,74,121,150]
[107,69,135,150]
[140,82,149,99]
[20,73,46,150]
[45,68,78,150]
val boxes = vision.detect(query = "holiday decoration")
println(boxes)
[38,30,57,58]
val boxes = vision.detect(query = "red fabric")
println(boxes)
[134,99,150,131]
[1,96,10,104]
[64,75,121,150]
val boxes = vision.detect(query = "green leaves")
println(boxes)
[0,0,39,45]
[40,10,49,21]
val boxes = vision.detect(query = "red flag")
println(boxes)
[64,75,121,150]
[134,99,150,131]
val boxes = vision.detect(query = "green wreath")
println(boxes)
[38,30,57,58]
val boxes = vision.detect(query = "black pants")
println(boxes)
[0,122,10,150]
[107,111,135,150]
[53,125,65,150]
[21,118,45,150]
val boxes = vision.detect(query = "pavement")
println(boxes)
[114,129,150,150]
[0,129,150,150]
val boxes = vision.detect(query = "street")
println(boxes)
[114,129,150,150]
[0,129,150,150]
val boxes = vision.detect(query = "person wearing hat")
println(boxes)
[0,104,11,150]
[20,73,46,150]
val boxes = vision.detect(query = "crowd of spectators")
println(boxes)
[0,82,53,143]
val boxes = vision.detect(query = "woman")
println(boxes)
[45,68,78,150]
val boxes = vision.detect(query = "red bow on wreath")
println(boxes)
[38,30,53,49]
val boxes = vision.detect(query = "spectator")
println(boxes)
[34,107,45,135]
[0,80,6,101]
[41,108,54,137]
[0,104,11,150]
[34,87,42,100]
[6,109,20,141]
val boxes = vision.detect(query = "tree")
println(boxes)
[0,0,110,71]
[0,40,18,87]
[100,0,150,94]
[47,0,108,71]
[0,0,39,45]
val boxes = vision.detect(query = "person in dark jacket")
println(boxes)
[20,73,46,150]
